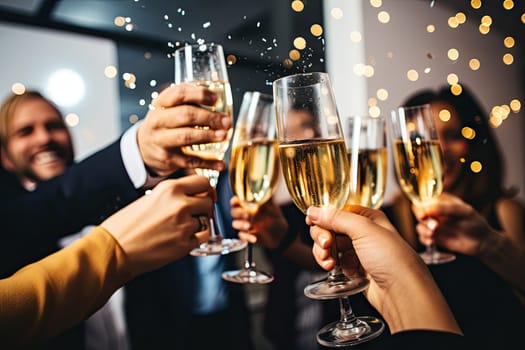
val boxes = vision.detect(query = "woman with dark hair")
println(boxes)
[385,84,525,348]
[402,85,514,213]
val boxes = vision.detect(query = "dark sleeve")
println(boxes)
[0,139,142,277]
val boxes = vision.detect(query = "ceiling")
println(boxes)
[0,0,522,129]
[0,0,325,129]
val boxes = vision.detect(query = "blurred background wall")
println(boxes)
[0,22,119,160]
[325,0,524,203]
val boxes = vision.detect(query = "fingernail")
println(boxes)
[306,206,320,220]
[215,129,227,139]
[221,115,232,128]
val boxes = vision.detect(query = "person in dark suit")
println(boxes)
[0,87,230,277]
[2,175,214,349]
[0,85,253,350]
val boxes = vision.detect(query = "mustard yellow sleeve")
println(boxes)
[0,226,132,348]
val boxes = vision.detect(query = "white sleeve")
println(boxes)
[120,121,164,189]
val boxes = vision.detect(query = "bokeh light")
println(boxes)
[11,83,26,95]
[331,7,343,19]
[65,113,79,127]
[438,109,451,122]
[447,73,459,85]
[407,69,419,81]
[293,36,306,50]
[503,0,514,10]
[369,105,381,118]
[370,0,382,8]
[470,161,482,173]
[461,127,476,139]
[469,58,481,70]
[503,53,514,65]
[291,0,304,12]
[377,11,390,23]
[104,66,118,78]
[376,88,388,101]
[310,24,323,37]
[350,31,362,43]
[289,49,301,61]
[450,84,463,95]
[470,0,482,10]
[510,99,521,113]
[447,48,460,61]
[504,36,515,48]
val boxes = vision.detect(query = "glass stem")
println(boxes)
[243,243,255,270]
[338,296,358,327]
[243,214,259,271]
[207,201,224,241]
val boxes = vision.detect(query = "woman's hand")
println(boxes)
[306,205,462,335]
[102,175,213,276]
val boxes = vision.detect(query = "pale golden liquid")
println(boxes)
[345,148,387,209]
[229,139,280,214]
[279,139,350,214]
[182,80,233,162]
[393,140,444,204]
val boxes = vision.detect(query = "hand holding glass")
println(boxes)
[274,72,362,298]
[314,114,389,346]
[174,43,247,256]
[388,104,455,265]
[274,72,385,347]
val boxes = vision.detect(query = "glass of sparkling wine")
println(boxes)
[388,104,456,265]
[222,91,279,284]
[273,72,381,347]
[174,42,247,256]
[311,114,389,347]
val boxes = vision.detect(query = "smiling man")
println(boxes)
[0,91,74,190]
[0,90,131,349]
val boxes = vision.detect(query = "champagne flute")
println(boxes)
[273,72,370,298]
[388,104,456,265]
[174,42,247,256]
[310,114,389,347]
[222,91,279,284]
[343,115,387,210]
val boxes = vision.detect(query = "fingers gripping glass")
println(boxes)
[273,72,384,347]
[388,104,455,265]
[174,43,246,256]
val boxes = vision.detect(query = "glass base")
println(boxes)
[222,268,274,284]
[304,276,369,300]
[317,316,385,347]
[190,238,247,256]
[419,250,456,265]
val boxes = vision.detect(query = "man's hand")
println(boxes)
[137,83,232,176]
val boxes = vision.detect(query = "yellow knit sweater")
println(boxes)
[0,227,132,349]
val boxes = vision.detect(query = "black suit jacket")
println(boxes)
[0,139,142,278]
[0,138,143,349]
